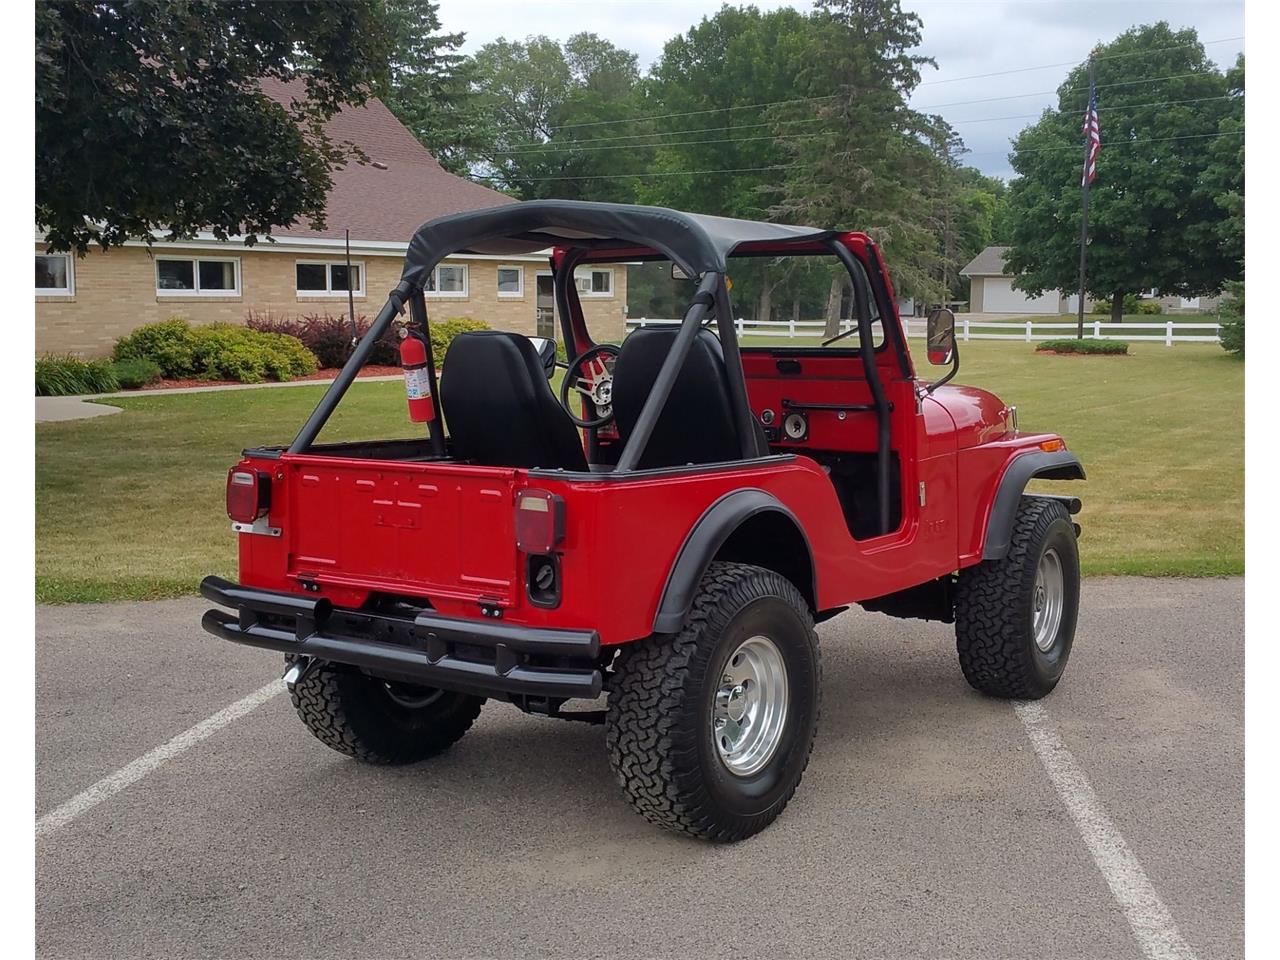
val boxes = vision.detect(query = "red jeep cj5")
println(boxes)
[202,200,1085,842]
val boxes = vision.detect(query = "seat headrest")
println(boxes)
[440,331,588,471]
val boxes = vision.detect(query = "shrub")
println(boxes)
[246,310,398,369]
[190,323,317,383]
[1090,294,1158,316]
[109,358,163,389]
[113,318,317,384]
[244,311,489,370]
[1036,339,1129,355]
[430,317,490,360]
[112,318,198,377]
[35,355,119,396]
[1219,280,1244,357]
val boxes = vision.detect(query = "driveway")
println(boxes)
[36,577,1243,959]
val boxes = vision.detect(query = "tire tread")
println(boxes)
[605,561,820,842]
[954,496,1075,699]
[289,662,482,765]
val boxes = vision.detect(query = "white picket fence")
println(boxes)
[625,315,1222,346]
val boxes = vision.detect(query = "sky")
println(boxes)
[435,0,1245,179]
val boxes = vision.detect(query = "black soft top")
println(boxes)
[400,199,835,287]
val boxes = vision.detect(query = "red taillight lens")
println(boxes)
[514,489,564,554]
[226,468,270,524]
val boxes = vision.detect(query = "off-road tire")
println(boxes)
[288,659,484,765]
[954,496,1079,699]
[605,561,821,842]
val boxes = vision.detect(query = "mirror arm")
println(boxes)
[922,338,960,395]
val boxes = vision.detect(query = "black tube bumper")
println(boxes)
[200,576,602,701]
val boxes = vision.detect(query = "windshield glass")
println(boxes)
[616,252,886,349]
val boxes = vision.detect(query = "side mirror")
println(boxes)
[528,337,558,379]
[926,308,956,366]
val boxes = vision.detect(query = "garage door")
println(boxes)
[983,277,1060,314]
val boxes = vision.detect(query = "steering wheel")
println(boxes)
[560,343,621,429]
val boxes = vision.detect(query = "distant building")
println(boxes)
[960,246,1220,316]
[35,80,625,356]
[959,246,1073,315]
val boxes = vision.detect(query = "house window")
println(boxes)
[574,267,612,297]
[155,256,240,296]
[36,253,73,296]
[296,261,365,297]
[425,263,468,297]
[497,266,523,297]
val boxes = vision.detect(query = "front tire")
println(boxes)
[605,562,821,842]
[289,660,484,765]
[954,497,1080,699]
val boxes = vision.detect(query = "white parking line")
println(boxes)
[36,680,285,839]
[1014,700,1198,960]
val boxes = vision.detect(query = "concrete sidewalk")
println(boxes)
[35,397,122,423]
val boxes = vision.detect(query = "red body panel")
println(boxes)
[233,235,1068,648]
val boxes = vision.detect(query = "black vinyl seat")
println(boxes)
[611,326,747,469]
[440,331,588,471]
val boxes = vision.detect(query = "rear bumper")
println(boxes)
[199,576,602,701]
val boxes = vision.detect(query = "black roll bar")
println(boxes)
[409,289,447,457]
[713,280,767,458]
[613,271,721,473]
[289,280,414,454]
[826,240,892,535]
[553,249,588,362]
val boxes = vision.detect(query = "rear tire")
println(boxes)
[289,659,484,765]
[954,497,1080,699]
[605,562,821,842]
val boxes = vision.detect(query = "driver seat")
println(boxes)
[440,331,588,471]
[611,326,747,469]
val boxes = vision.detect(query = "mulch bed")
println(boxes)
[136,365,406,391]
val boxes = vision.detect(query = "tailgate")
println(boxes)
[280,455,519,605]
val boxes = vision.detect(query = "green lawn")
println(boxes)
[35,341,1242,602]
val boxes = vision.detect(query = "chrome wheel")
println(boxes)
[1032,547,1065,652]
[712,635,789,777]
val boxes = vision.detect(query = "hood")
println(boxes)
[929,385,1016,448]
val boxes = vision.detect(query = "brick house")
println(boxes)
[35,83,626,357]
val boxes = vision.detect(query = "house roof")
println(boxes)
[960,245,1012,278]
[259,78,513,244]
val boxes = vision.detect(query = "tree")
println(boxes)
[639,6,812,220]
[1200,53,1244,274]
[768,0,951,323]
[465,34,647,201]
[1218,279,1244,357]
[381,0,473,174]
[36,0,395,254]
[931,162,1004,306]
[1002,23,1242,323]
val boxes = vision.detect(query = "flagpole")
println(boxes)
[1076,54,1096,340]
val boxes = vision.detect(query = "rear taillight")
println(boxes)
[514,489,564,554]
[226,468,270,524]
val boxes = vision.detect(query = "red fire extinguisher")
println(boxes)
[399,330,435,423]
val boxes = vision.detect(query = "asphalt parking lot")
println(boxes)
[36,577,1242,960]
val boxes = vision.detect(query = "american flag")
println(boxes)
[1081,89,1100,186]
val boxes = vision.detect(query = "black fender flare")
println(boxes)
[981,449,1086,560]
[652,489,816,634]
